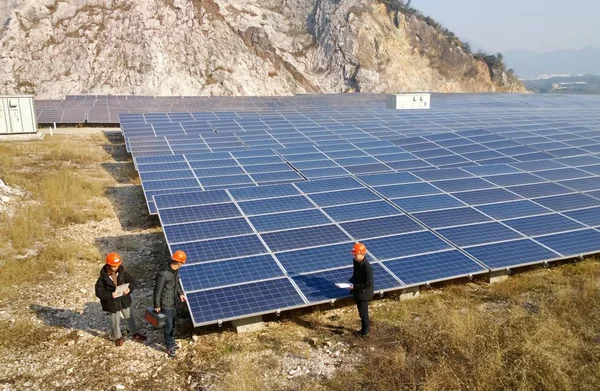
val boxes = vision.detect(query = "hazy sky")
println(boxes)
[411,0,600,53]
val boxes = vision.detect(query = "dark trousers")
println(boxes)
[355,300,370,335]
[163,309,176,350]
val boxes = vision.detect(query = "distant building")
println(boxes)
[552,82,587,92]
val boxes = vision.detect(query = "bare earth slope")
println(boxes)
[0,0,526,98]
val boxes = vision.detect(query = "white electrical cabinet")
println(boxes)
[0,96,37,134]
[386,93,431,110]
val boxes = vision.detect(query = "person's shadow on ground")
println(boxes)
[29,302,183,353]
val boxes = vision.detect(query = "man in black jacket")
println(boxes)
[349,242,374,337]
[95,252,146,346]
[154,250,187,357]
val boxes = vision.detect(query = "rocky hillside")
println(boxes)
[0,0,527,99]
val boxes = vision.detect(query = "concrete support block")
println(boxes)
[399,286,420,301]
[488,270,509,284]
[232,315,265,333]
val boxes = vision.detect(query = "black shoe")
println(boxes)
[167,348,177,358]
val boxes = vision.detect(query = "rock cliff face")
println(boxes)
[0,0,527,99]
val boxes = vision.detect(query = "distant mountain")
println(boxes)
[503,47,600,78]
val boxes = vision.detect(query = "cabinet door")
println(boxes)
[0,100,8,134]
[8,99,24,133]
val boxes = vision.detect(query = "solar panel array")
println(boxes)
[114,93,600,327]
[36,93,600,124]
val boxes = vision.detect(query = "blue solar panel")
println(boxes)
[376,152,417,163]
[414,207,492,229]
[243,163,292,174]
[533,193,600,212]
[534,168,592,181]
[413,168,473,181]
[135,155,186,165]
[483,173,546,187]
[179,255,284,291]
[363,231,451,261]
[564,207,600,227]
[464,239,559,270]
[159,203,241,225]
[187,278,305,326]
[341,215,424,240]
[507,182,572,198]
[250,171,304,183]
[238,195,314,215]
[228,183,300,201]
[383,250,486,285]
[300,167,350,179]
[462,164,522,177]
[139,170,195,181]
[475,200,550,220]
[294,176,362,193]
[345,163,393,175]
[503,214,585,236]
[375,182,442,198]
[437,222,523,246]
[143,178,199,191]
[308,188,380,207]
[535,229,600,256]
[249,209,331,232]
[194,167,245,178]
[391,194,465,212]
[188,159,238,169]
[291,160,339,169]
[163,218,254,243]
[510,160,566,171]
[451,188,522,206]
[276,242,354,274]
[262,225,350,252]
[558,177,600,192]
[201,174,254,187]
[388,160,433,170]
[176,234,268,264]
[137,162,192,173]
[357,172,420,186]
[323,201,402,222]
[431,177,495,192]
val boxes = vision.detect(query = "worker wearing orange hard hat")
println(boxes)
[153,250,187,357]
[349,243,374,337]
[95,252,147,346]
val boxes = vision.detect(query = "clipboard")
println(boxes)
[114,283,129,298]
[335,283,352,289]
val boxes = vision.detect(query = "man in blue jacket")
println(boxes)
[153,250,187,357]
[349,243,374,337]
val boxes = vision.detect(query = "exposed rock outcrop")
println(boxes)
[0,0,527,98]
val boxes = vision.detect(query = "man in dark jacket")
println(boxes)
[154,250,187,357]
[95,252,146,346]
[349,242,374,337]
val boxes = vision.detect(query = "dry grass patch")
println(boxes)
[0,240,100,299]
[40,134,109,164]
[0,319,57,349]
[0,203,47,251]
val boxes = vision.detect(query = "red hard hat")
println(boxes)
[171,250,187,263]
[105,252,122,267]
[351,243,367,255]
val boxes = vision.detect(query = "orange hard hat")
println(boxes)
[171,250,187,263]
[351,243,367,255]
[105,252,122,267]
